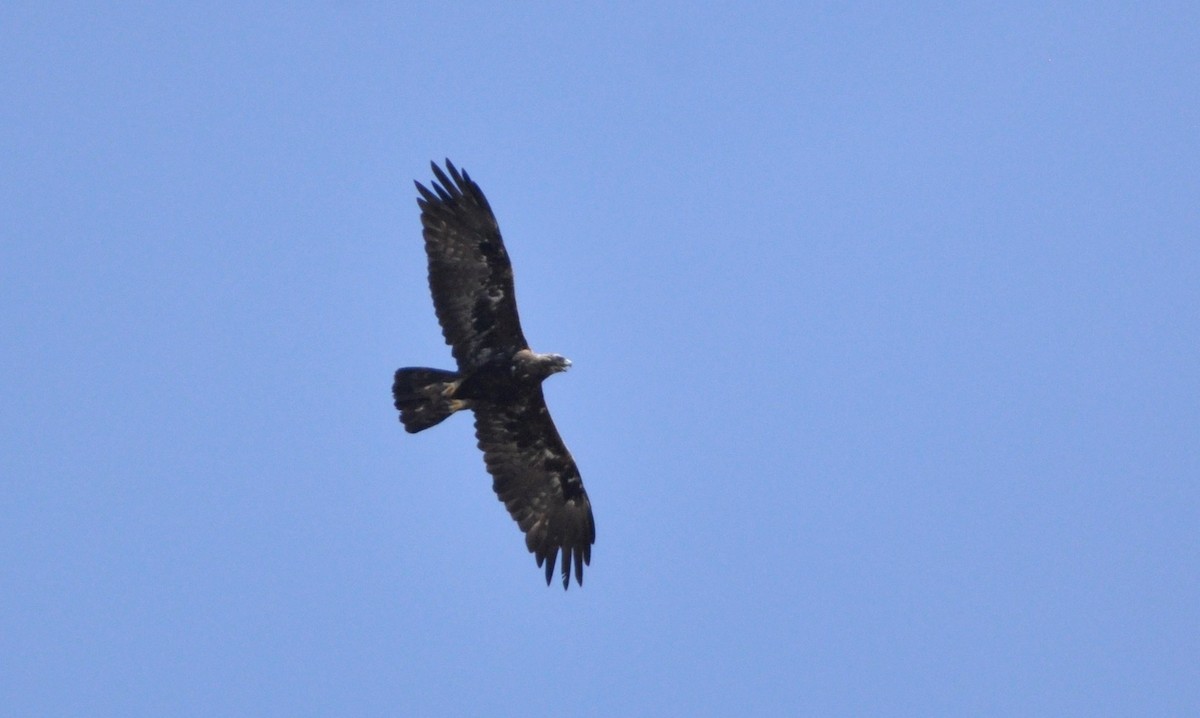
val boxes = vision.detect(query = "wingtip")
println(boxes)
[538,547,584,589]
[444,159,465,186]
[413,180,437,208]
[428,161,457,199]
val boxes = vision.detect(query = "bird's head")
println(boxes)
[513,349,572,382]
[545,353,572,374]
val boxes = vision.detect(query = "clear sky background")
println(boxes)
[3,3,1197,716]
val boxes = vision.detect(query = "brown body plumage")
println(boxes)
[393,161,595,589]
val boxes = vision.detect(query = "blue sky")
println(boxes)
[2,3,1197,715]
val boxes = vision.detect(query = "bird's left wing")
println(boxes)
[472,391,595,589]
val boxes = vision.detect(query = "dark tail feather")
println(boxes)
[393,367,461,433]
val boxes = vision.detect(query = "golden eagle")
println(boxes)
[393,160,595,589]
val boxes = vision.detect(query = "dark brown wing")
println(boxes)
[415,160,528,371]
[473,390,595,589]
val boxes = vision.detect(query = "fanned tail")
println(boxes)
[393,367,462,433]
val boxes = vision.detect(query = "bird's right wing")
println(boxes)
[415,160,529,371]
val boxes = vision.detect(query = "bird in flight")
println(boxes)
[393,160,595,589]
